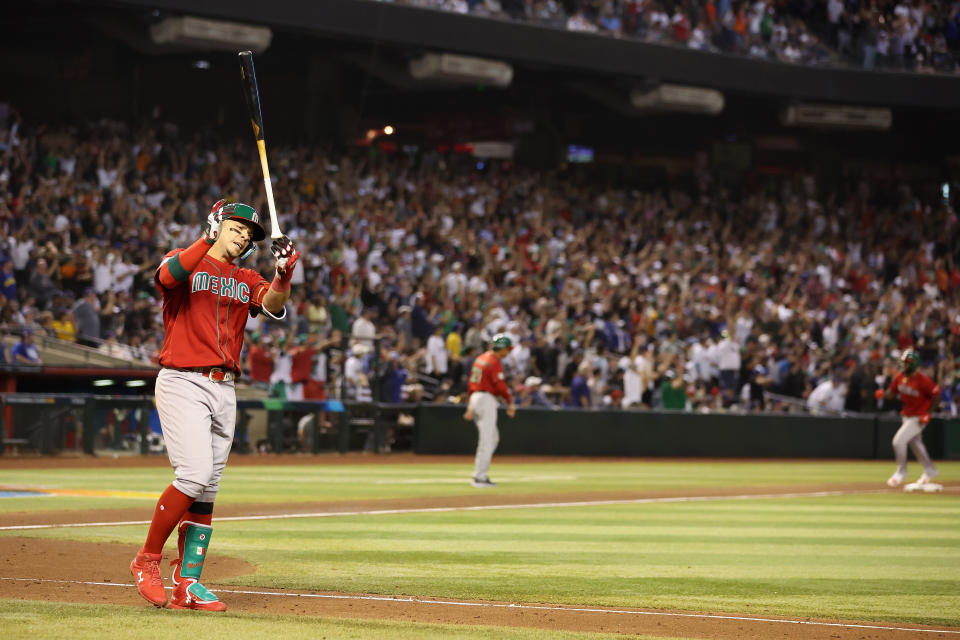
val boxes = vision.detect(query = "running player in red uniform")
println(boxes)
[876,349,940,487]
[129,200,299,611]
[463,334,515,487]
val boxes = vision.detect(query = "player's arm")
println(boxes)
[156,239,212,289]
[493,362,516,417]
[875,368,900,401]
[156,201,224,289]
[260,235,299,316]
[927,377,942,413]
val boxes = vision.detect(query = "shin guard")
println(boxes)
[169,520,225,610]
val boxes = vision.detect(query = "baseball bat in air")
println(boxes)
[238,50,282,239]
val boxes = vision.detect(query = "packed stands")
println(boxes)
[1,108,957,416]
[376,0,960,72]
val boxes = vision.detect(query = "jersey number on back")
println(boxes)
[469,365,483,384]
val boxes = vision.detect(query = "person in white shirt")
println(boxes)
[714,330,742,395]
[351,306,377,349]
[344,343,372,401]
[270,335,294,398]
[91,247,115,295]
[424,325,448,377]
[688,336,716,383]
[444,261,467,297]
[621,340,654,408]
[807,370,847,414]
[503,335,532,379]
[7,230,34,285]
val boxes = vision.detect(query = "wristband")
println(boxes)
[271,271,292,292]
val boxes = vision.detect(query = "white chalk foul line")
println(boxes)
[0,489,899,531]
[0,577,957,635]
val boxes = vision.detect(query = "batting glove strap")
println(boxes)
[271,235,299,276]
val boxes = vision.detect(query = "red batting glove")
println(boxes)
[874,389,885,400]
[270,235,299,291]
[271,235,299,275]
[919,414,931,425]
[202,198,227,245]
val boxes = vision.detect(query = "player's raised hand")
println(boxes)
[271,234,299,275]
[202,199,226,245]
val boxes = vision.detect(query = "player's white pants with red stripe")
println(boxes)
[468,391,500,481]
[892,416,937,478]
[155,368,236,502]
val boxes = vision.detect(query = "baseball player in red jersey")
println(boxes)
[463,334,516,487]
[129,199,299,611]
[876,349,940,487]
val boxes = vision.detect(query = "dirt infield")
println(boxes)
[1,454,957,639]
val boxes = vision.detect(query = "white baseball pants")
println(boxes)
[891,416,937,478]
[155,368,236,502]
[468,391,500,481]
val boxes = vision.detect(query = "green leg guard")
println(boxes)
[174,521,212,583]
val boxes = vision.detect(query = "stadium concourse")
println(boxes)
[0,112,958,419]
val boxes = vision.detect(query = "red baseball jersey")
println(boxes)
[247,345,274,383]
[467,351,512,402]
[156,250,270,373]
[889,371,940,417]
[291,347,316,383]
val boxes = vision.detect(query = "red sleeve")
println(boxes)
[492,359,512,403]
[156,238,211,289]
[924,375,941,398]
[250,280,269,308]
[889,372,903,394]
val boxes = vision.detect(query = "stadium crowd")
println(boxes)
[1,113,959,417]
[379,0,960,72]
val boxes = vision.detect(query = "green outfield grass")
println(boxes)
[0,458,942,512]
[1,459,959,633]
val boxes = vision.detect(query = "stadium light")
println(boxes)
[630,85,724,115]
[149,16,272,53]
[125,380,148,388]
[92,379,114,387]
[781,103,892,130]
[409,53,513,88]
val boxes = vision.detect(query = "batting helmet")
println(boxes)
[218,202,266,242]
[491,334,512,350]
[900,348,920,374]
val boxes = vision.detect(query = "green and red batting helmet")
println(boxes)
[218,202,266,242]
[900,348,919,374]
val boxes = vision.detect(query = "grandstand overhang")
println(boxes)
[100,0,960,109]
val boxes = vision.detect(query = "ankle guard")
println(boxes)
[173,520,213,584]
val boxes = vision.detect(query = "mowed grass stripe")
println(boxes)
[2,461,958,627]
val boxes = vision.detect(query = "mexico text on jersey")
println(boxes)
[156,251,269,373]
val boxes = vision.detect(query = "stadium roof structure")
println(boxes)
[97,0,960,109]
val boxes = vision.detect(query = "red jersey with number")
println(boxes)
[156,250,270,373]
[467,351,511,402]
[889,371,940,417]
